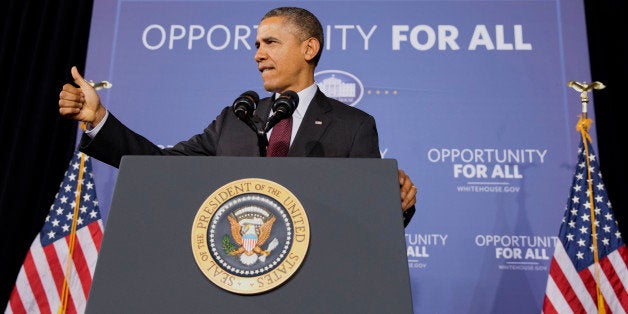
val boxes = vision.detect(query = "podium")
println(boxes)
[86,156,413,313]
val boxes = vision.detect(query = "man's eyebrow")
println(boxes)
[260,36,280,43]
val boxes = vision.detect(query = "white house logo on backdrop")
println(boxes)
[427,147,548,193]
[315,70,364,107]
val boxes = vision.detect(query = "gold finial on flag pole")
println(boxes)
[567,80,605,118]
[88,80,112,91]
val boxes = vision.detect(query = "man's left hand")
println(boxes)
[398,169,417,211]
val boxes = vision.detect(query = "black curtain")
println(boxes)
[584,1,628,251]
[0,0,94,308]
[0,0,626,309]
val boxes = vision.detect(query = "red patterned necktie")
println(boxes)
[267,117,292,157]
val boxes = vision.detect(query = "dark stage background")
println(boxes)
[0,0,626,309]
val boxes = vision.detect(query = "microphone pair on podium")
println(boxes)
[231,90,299,135]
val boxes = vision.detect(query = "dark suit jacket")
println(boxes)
[80,88,415,225]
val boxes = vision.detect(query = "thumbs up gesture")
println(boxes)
[58,66,107,126]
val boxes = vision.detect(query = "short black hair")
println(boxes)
[262,7,324,66]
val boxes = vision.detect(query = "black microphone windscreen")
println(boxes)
[272,90,299,114]
[281,90,298,107]
[242,90,260,104]
[232,90,261,134]
[233,90,259,117]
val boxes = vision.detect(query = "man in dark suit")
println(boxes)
[59,6,417,226]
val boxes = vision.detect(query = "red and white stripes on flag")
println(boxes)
[543,131,628,313]
[6,152,103,314]
[544,241,628,313]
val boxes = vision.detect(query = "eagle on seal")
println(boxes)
[227,213,276,258]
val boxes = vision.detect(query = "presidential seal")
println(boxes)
[191,178,310,294]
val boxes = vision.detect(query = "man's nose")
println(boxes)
[254,47,266,62]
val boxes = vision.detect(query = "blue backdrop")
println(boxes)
[83,1,593,312]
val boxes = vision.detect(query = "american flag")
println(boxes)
[6,152,103,314]
[543,138,628,313]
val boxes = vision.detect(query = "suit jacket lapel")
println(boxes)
[289,88,332,156]
[255,97,273,127]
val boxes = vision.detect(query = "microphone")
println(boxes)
[232,90,259,133]
[264,90,299,133]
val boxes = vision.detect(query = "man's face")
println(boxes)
[255,16,312,93]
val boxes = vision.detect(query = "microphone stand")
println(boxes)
[257,129,268,157]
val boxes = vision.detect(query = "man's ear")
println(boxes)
[303,37,320,62]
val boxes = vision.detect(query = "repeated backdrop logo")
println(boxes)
[475,234,556,272]
[428,147,548,193]
[405,233,448,270]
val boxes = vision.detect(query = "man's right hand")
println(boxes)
[58,66,106,126]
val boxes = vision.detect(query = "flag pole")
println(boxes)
[568,80,606,314]
[58,123,89,314]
